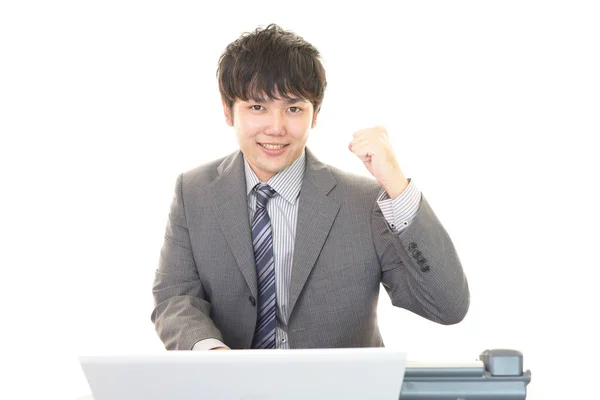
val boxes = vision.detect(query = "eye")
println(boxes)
[250,105,264,111]
[289,106,302,113]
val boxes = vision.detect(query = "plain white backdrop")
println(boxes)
[1,1,599,399]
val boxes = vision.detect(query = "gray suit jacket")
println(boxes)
[151,148,469,350]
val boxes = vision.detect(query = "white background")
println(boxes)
[1,1,599,399]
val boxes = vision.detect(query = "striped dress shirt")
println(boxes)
[193,149,421,350]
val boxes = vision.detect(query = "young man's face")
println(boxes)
[223,96,318,182]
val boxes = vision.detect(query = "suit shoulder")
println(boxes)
[326,164,382,196]
[182,158,224,182]
[180,151,239,185]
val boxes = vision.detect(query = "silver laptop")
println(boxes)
[79,348,407,400]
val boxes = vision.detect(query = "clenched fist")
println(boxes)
[348,126,409,199]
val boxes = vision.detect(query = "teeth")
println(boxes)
[261,143,286,150]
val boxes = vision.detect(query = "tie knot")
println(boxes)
[254,183,276,209]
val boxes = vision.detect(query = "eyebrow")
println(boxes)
[284,98,307,104]
[247,97,307,105]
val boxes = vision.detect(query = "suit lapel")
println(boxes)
[288,149,340,318]
[207,149,340,309]
[209,151,258,298]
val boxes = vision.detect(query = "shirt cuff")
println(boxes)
[192,338,229,350]
[377,179,421,233]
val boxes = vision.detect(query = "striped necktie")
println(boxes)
[251,183,277,349]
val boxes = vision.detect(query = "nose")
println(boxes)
[264,113,285,136]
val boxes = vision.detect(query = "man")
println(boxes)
[151,24,469,351]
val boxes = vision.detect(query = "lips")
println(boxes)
[257,142,289,156]
[259,143,288,150]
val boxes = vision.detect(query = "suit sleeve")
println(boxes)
[373,194,470,325]
[151,173,224,349]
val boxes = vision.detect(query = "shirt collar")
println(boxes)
[244,150,305,205]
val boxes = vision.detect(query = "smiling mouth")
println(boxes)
[259,143,288,150]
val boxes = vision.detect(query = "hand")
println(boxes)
[348,126,409,199]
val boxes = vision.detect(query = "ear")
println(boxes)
[311,108,319,129]
[222,98,233,127]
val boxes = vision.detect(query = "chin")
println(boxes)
[264,163,287,175]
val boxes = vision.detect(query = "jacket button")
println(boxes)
[249,296,256,306]
[408,242,418,251]
[411,250,422,259]
[420,265,430,272]
[417,257,427,266]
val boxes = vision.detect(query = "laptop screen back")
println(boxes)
[79,348,407,400]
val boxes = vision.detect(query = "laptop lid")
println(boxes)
[79,348,406,400]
